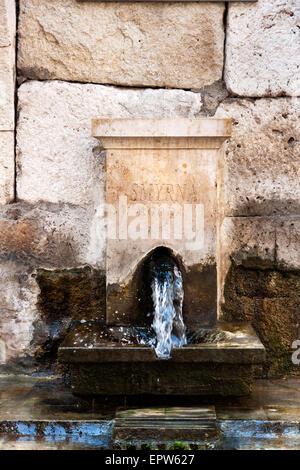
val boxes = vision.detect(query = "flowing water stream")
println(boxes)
[151,262,186,358]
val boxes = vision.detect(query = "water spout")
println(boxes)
[151,261,186,358]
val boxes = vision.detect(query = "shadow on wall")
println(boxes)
[32,266,106,372]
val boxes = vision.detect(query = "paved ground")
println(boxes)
[0,375,299,449]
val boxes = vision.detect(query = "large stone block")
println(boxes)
[0,1,15,207]
[276,217,300,270]
[16,81,202,206]
[0,202,104,269]
[0,199,107,365]
[0,132,14,204]
[0,46,15,131]
[220,217,276,270]
[222,262,300,377]
[0,0,15,47]
[32,266,106,367]
[219,216,276,310]
[0,0,15,131]
[0,261,39,362]
[18,0,225,88]
[220,215,300,377]
[216,98,300,216]
[225,0,300,97]
[0,262,102,368]
[219,215,300,294]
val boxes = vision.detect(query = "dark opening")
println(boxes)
[137,246,185,324]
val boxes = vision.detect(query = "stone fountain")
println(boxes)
[59,118,265,396]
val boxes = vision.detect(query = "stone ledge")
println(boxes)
[114,407,218,446]
[93,118,232,149]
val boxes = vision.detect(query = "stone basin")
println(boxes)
[59,322,265,397]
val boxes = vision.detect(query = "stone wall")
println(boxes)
[0,0,15,207]
[0,0,299,376]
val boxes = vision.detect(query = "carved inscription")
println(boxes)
[127,183,199,203]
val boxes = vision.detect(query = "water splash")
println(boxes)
[151,262,186,358]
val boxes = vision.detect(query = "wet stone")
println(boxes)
[113,406,218,447]
[0,376,300,449]
[59,322,265,396]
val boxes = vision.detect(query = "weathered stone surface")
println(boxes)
[0,132,14,204]
[219,215,300,298]
[276,217,300,270]
[0,202,105,269]
[0,0,15,47]
[18,0,225,88]
[225,0,300,97]
[0,1,15,207]
[0,261,39,362]
[0,198,108,366]
[0,0,15,131]
[216,98,300,216]
[194,80,229,117]
[17,81,202,206]
[222,263,300,378]
[0,339,5,364]
[219,216,276,313]
[114,407,218,447]
[36,267,105,322]
[0,200,106,368]
[220,216,276,271]
[220,215,300,377]
[0,47,15,130]
[68,362,256,397]
[32,267,105,368]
